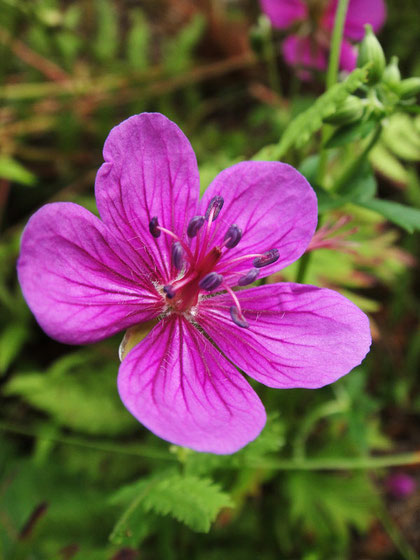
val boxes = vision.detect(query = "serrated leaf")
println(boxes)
[0,156,36,186]
[357,198,420,232]
[110,472,232,543]
[286,472,378,541]
[370,142,409,186]
[5,350,136,435]
[382,113,420,161]
[142,474,232,532]
[254,67,368,160]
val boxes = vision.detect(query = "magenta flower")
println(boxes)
[17,113,371,454]
[260,0,386,76]
[386,473,417,499]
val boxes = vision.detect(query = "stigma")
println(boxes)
[148,196,279,329]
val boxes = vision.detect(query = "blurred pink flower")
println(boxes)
[386,473,417,498]
[260,0,386,77]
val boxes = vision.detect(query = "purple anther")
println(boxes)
[199,272,224,292]
[230,306,249,328]
[171,242,184,270]
[238,268,259,286]
[224,224,242,249]
[149,216,161,238]
[187,215,205,238]
[163,285,176,299]
[205,196,224,222]
[253,249,279,268]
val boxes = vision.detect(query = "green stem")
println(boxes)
[317,0,350,185]
[326,0,350,90]
[253,453,420,471]
[377,507,420,560]
[295,251,311,283]
[0,421,173,462]
[300,0,350,284]
[262,17,282,96]
[2,422,420,471]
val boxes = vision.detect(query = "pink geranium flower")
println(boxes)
[260,0,386,75]
[17,113,371,453]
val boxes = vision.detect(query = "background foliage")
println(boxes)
[0,0,419,558]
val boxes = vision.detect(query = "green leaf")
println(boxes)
[142,474,232,532]
[338,162,377,202]
[5,350,137,435]
[92,0,118,63]
[308,162,376,213]
[163,14,205,74]
[254,67,368,160]
[110,472,232,544]
[381,113,420,161]
[357,198,420,232]
[109,477,159,546]
[324,117,377,149]
[0,322,28,374]
[286,472,378,542]
[369,142,409,186]
[0,156,36,186]
[126,10,150,71]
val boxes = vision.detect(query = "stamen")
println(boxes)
[224,284,249,328]
[187,216,205,238]
[163,285,176,299]
[155,225,194,261]
[205,196,224,222]
[224,225,242,249]
[199,272,224,292]
[171,242,184,270]
[230,306,249,328]
[253,249,279,268]
[149,216,160,238]
[238,268,259,286]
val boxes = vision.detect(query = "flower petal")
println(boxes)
[260,0,307,29]
[199,161,317,282]
[118,316,266,454]
[324,0,386,40]
[197,283,371,389]
[17,202,163,345]
[282,35,328,72]
[95,113,200,283]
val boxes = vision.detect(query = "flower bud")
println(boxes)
[396,77,420,100]
[249,25,265,57]
[249,15,271,57]
[323,95,365,125]
[357,24,385,85]
[383,56,401,88]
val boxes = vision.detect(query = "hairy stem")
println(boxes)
[317,0,350,185]
[2,422,420,471]
[300,0,350,284]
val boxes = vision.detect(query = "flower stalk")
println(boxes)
[2,421,420,472]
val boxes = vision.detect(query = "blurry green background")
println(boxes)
[0,1,420,559]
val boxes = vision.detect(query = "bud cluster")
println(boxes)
[322,25,420,130]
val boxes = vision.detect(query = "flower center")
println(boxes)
[149,196,279,328]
